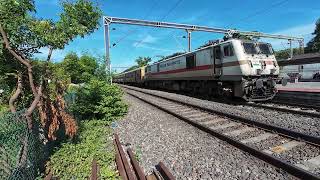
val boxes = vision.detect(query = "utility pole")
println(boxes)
[104,17,112,83]
[187,30,192,52]
[289,39,293,59]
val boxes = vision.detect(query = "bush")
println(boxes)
[48,120,118,179]
[69,79,127,121]
[0,104,8,114]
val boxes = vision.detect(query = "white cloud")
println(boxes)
[136,44,177,53]
[34,47,74,62]
[273,23,315,37]
[132,34,157,47]
[262,23,315,50]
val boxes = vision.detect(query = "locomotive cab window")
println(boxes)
[243,42,258,54]
[223,45,234,57]
[186,54,196,69]
[258,43,273,55]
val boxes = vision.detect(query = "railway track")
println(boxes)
[122,85,320,118]
[122,86,320,179]
[274,90,320,110]
[242,102,320,118]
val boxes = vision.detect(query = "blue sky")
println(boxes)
[34,0,320,71]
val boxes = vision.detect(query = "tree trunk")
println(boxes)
[0,24,42,129]
[0,25,38,97]
[9,72,23,113]
[26,85,42,129]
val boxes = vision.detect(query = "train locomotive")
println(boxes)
[114,38,280,101]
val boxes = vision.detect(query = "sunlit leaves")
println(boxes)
[306,19,320,53]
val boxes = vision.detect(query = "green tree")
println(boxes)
[0,0,102,135]
[274,48,301,60]
[306,18,320,53]
[135,56,152,67]
[60,53,101,84]
[61,52,81,83]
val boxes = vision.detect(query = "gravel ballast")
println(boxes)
[115,93,296,179]
[121,85,320,137]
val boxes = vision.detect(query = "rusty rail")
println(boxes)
[91,159,100,180]
[114,134,136,180]
[114,134,175,180]
[127,148,146,180]
[157,162,175,180]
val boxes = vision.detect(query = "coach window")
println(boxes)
[157,64,160,72]
[223,45,234,57]
[186,54,196,69]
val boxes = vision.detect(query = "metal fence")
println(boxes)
[0,110,42,180]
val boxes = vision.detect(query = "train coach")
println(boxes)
[114,66,146,85]
[114,38,281,101]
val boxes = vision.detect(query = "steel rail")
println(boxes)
[272,100,320,110]
[114,138,128,180]
[127,148,146,180]
[122,85,320,146]
[125,90,320,180]
[157,162,176,180]
[244,102,320,118]
[115,134,136,180]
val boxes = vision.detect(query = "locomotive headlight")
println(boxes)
[270,69,276,74]
[256,69,262,75]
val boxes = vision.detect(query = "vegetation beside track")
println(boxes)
[48,120,118,179]
[0,0,129,178]
[45,56,128,179]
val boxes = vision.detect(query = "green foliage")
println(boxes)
[30,0,102,49]
[48,120,118,179]
[0,0,102,110]
[306,18,320,53]
[134,146,142,162]
[122,56,151,73]
[69,79,127,121]
[135,56,151,67]
[0,104,8,114]
[59,52,101,84]
[274,48,302,60]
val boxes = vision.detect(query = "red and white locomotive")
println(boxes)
[114,38,280,101]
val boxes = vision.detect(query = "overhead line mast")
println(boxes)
[103,16,304,74]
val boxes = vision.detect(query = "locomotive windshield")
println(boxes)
[258,43,273,55]
[243,42,273,55]
[243,42,258,54]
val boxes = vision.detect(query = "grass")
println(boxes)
[0,104,8,115]
[48,120,119,179]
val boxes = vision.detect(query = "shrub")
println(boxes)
[0,104,8,114]
[48,120,118,179]
[69,79,127,121]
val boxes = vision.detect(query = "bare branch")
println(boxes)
[47,47,53,62]
[25,84,42,129]
[9,72,23,113]
[0,24,38,97]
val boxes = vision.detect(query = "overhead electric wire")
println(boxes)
[133,0,184,49]
[112,0,159,46]
[160,0,184,21]
[194,0,290,47]
[228,0,290,27]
